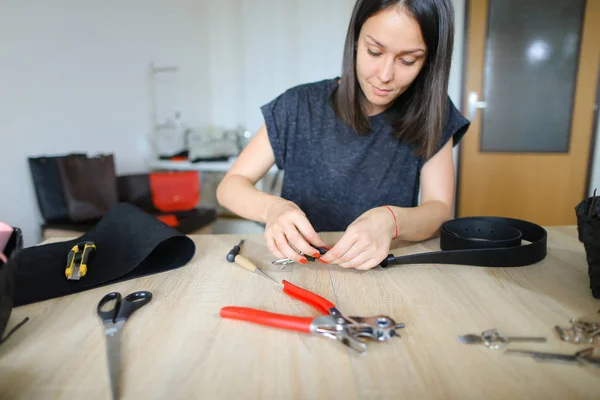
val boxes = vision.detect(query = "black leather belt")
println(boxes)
[379,217,547,268]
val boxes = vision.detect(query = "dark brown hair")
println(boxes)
[331,0,455,159]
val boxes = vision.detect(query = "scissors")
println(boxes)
[97,291,153,400]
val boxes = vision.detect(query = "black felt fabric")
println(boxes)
[13,203,196,306]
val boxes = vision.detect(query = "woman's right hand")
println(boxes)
[264,198,327,264]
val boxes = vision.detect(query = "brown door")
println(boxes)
[457,0,600,226]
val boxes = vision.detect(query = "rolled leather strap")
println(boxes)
[379,217,547,268]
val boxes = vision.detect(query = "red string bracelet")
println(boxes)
[382,205,398,240]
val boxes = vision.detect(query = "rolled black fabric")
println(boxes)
[12,203,196,306]
[380,217,547,268]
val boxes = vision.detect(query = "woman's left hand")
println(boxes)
[319,207,396,270]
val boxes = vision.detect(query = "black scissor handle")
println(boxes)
[115,291,153,322]
[97,292,122,324]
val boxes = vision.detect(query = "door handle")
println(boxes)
[468,92,487,120]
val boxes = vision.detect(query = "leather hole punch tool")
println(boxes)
[219,280,405,353]
[65,241,96,280]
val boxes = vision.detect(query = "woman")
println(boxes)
[216,0,470,270]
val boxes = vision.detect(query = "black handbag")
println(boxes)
[117,174,158,213]
[29,154,119,224]
[57,154,119,222]
[28,154,86,223]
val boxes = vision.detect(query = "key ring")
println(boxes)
[272,258,294,270]
[481,329,509,350]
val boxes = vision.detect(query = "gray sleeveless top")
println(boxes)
[261,77,470,232]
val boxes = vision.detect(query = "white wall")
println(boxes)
[0,0,355,246]
[207,0,357,132]
[449,0,465,109]
[0,0,216,245]
[1,0,468,246]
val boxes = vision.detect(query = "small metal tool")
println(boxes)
[226,240,278,284]
[555,313,600,344]
[505,347,600,367]
[457,328,547,350]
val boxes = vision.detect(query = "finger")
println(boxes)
[330,242,366,266]
[338,252,372,270]
[320,233,357,264]
[294,216,326,248]
[265,236,286,259]
[275,232,307,264]
[354,257,381,271]
[285,229,322,260]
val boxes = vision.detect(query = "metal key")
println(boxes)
[457,329,547,350]
[505,347,600,367]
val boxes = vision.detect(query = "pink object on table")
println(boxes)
[0,222,14,264]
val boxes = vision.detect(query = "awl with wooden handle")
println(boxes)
[226,240,279,284]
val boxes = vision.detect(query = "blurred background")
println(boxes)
[0,0,598,247]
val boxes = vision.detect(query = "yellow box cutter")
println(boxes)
[65,241,96,280]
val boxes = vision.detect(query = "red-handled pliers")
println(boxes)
[219,280,404,353]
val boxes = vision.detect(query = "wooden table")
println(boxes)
[1,227,599,399]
